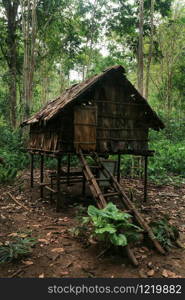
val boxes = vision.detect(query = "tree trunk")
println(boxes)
[145,0,155,99]
[21,0,37,120]
[2,0,19,128]
[9,67,17,128]
[137,0,144,96]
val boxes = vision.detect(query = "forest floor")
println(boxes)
[0,169,185,278]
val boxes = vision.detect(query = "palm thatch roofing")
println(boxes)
[21,65,164,130]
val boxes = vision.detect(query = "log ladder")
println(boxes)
[78,150,165,266]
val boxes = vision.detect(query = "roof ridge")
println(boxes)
[21,65,164,130]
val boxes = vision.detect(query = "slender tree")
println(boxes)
[21,0,37,120]
[137,0,144,95]
[0,0,20,128]
[145,0,155,99]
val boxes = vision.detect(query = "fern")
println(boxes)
[150,217,179,250]
[0,237,37,264]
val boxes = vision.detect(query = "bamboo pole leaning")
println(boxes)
[93,152,165,255]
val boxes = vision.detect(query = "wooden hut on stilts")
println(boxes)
[21,65,165,264]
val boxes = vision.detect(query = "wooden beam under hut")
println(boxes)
[56,156,61,212]
[27,148,155,158]
[82,172,86,196]
[40,154,44,199]
[67,153,71,186]
[144,156,148,202]
[30,153,34,188]
[117,153,121,183]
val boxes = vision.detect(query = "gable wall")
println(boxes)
[95,73,149,153]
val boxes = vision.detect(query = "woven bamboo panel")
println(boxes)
[74,105,97,151]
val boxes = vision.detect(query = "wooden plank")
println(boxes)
[56,157,61,212]
[44,186,57,193]
[27,148,154,157]
[103,192,120,197]
[30,153,34,188]
[144,156,148,202]
[97,127,148,131]
[83,169,103,209]
[74,106,97,151]
[117,153,121,183]
[39,182,48,186]
[7,192,30,211]
[74,123,97,126]
[125,245,138,267]
[40,155,44,199]
[82,172,86,196]
[96,138,149,141]
[96,100,147,106]
[79,150,107,208]
[96,178,110,182]
[67,153,71,186]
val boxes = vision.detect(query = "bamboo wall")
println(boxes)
[95,75,149,152]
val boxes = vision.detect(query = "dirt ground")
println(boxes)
[0,169,185,278]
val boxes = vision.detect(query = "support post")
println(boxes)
[144,155,148,202]
[30,153,34,188]
[117,153,121,183]
[50,175,53,203]
[56,156,61,212]
[67,153,71,186]
[40,154,44,200]
[82,171,86,196]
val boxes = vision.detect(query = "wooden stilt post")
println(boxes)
[67,153,71,186]
[117,153,121,183]
[30,153,34,188]
[56,156,61,212]
[50,175,53,203]
[144,156,148,202]
[82,172,86,196]
[40,154,44,200]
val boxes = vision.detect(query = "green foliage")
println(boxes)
[85,203,143,247]
[0,122,29,183]
[144,0,172,17]
[150,217,179,251]
[0,166,17,184]
[0,237,37,264]
[148,128,185,184]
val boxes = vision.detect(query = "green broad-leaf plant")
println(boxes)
[83,202,143,248]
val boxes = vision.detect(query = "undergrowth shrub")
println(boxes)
[149,130,185,184]
[0,236,37,264]
[0,121,29,183]
[149,217,179,251]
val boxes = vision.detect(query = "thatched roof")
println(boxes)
[21,65,164,130]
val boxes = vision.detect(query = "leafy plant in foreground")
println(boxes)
[83,202,143,247]
[0,237,37,264]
